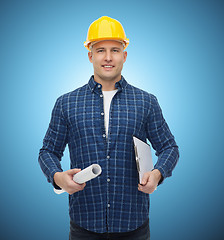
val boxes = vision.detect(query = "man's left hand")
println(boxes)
[138,169,162,194]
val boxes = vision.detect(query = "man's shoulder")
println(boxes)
[126,82,157,102]
[57,83,89,102]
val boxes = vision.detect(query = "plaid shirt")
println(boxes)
[38,75,179,233]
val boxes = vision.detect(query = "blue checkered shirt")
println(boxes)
[38,75,179,233]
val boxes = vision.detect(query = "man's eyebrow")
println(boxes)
[95,47,122,50]
[95,47,105,50]
[111,47,121,50]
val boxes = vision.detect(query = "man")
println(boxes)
[39,16,179,240]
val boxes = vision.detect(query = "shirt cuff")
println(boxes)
[50,169,63,190]
[152,167,165,185]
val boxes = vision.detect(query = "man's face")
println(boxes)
[88,40,127,83]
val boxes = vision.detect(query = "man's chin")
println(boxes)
[98,73,121,82]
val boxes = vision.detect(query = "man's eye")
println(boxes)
[97,50,104,53]
[113,49,119,52]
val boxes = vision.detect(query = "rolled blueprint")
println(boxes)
[54,164,102,194]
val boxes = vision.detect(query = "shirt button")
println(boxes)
[98,84,101,88]
[100,94,103,98]
[107,178,110,182]
[103,134,106,138]
[108,204,110,208]
[101,112,104,116]
[107,156,110,159]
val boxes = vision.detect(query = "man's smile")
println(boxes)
[102,64,114,70]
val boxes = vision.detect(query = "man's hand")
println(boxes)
[54,169,86,195]
[138,169,162,194]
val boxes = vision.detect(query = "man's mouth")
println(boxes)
[102,65,114,69]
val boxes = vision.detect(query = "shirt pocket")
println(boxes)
[114,104,147,136]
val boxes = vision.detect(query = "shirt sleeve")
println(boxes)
[38,96,68,188]
[145,95,179,184]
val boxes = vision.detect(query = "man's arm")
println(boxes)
[139,95,179,194]
[38,96,68,189]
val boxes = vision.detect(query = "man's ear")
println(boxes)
[88,51,93,63]
[123,51,127,63]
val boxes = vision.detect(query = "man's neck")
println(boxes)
[94,75,121,91]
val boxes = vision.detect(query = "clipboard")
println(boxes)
[133,136,154,183]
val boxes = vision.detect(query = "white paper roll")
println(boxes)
[54,164,102,194]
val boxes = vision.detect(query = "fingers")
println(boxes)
[67,168,82,175]
[138,171,157,194]
[66,168,86,194]
[56,168,86,195]
[66,182,86,195]
[138,183,157,194]
[138,170,161,194]
[141,172,151,186]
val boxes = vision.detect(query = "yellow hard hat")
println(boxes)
[84,16,129,51]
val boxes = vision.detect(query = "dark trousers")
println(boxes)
[69,219,150,240]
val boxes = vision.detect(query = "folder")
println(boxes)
[133,136,154,183]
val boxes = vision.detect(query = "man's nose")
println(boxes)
[105,50,112,61]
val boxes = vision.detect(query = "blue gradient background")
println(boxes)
[1,0,223,239]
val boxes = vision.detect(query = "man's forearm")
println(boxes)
[38,149,63,186]
[154,145,179,181]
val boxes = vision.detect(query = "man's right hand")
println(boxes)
[54,169,86,195]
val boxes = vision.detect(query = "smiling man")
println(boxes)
[88,40,127,91]
[38,16,179,240]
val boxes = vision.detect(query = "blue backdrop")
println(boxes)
[1,0,223,239]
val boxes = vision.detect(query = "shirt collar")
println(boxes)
[88,75,128,93]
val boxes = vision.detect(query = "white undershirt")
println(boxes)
[102,89,118,137]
